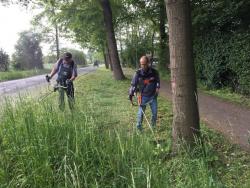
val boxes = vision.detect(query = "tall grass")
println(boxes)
[0,69,249,187]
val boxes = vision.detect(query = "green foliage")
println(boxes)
[116,0,170,70]
[60,48,87,65]
[194,32,250,95]
[192,0,250,96]
[0,69,249,187]
[122,34,154,68]
[12,31,43,70]
[56,0,105,51]
[192,0,250,35]
[43,48,87,65]
[0,49,9,72]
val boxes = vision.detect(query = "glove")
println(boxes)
[45,75,51,82]
[128,86,135,101]
[129,94,133,101]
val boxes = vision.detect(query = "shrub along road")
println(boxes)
[160,80,250,151]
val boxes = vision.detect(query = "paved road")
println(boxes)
[160,80,250,151]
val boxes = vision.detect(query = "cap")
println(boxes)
[63,52,72,59]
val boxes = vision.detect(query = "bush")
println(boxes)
[194,32,250,95]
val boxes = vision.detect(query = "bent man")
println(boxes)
[46,52,77,110]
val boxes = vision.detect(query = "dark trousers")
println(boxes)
[58,82,74,110]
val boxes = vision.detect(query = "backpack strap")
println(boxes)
[58,58,75,69]
[71,60,75,69]
[58,58,63,68]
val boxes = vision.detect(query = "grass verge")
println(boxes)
[198,84,250,108]
[0,69,50,82]
[0,68,249,187]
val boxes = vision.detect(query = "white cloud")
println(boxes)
[0,4,85,57]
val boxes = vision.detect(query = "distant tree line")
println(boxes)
[0,31,87,72]
[0,49,9,71]
[43,48,87,66]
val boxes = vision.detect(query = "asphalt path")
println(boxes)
[160,80,250,151]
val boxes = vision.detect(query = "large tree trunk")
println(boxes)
[55,23,60,60]
[52,6,60,60]
[103,45,109,69]
[151,30,155,63]
[119,30,125,67]
[159,0,169,70]
[165,0,200,150]
[100,0,125,80]
[106,44,113,71]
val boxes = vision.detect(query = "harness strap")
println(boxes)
[137,94,142,105]
[143,79,150,85]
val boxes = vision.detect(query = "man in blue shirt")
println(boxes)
[129,56,160,131]
[46,52,78,110]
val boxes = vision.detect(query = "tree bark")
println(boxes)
[119,30,125,67]
[55,23,60,60]
[100,0,125,80]
[106,44,113,71]
[151,30,155,65]
[103,45,109,69]
[52,6,60,60]
[159,0,169,70]
[165,0,200,150]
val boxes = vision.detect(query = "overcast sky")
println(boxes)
[0,4,84,56]
[0,4,32,55]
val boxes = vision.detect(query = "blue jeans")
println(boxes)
[136,95,158,130]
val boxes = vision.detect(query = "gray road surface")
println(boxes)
[160,80,250,151]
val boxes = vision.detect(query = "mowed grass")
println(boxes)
[200,86,250,108]
[0,68,249,187]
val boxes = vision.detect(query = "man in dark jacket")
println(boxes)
[129,56,160,131]
[46,52,78,110]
